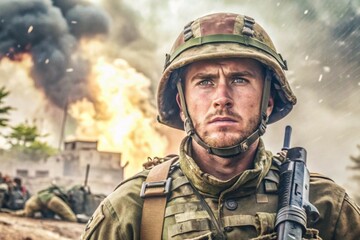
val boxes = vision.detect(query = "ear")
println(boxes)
[266,96,274,117]
[176,93,185,121]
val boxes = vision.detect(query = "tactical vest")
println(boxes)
[141,156,321,240]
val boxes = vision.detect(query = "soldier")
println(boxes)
[81,13,360,239]
[15,184,77,222]
[2,177,30,210]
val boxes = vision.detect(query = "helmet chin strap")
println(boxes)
[176,70,272,158]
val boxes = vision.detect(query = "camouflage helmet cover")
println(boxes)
[157,13,297,130]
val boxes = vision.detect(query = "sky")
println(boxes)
[0,0,359,194]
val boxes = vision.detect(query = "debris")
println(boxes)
[0,212,85,240]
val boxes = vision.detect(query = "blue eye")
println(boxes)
[198,80,213,86]
[232,78,247,84]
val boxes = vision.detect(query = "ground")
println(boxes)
[0,212,86,240]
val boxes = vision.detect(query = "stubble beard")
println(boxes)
[196,112,261,148]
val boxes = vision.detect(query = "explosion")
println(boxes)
[0,0,169,177]
[68,40,168,176]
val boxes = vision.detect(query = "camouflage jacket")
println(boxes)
[37,185,69,205]
[81,138,360,240]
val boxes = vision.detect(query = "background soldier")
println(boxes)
[15,184,77,222]
[81,12,360,239]
[3,177,31,210]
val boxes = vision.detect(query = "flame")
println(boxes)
[68,40,168,177]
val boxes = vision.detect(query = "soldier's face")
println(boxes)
[177,58,273,148]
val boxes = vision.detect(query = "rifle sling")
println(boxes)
[140,157,177,240]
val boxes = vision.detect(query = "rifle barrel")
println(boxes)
[84,164,90,187]
[282,125,292,150]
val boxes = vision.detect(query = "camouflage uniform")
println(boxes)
[81,12,360,239]
[15,186,77,222]
[81,138,360,239]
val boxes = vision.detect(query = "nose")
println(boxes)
[212,82,233,109]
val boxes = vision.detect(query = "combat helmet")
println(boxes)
[157,13,297,157]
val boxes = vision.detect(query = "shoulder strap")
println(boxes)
[140,156,178,240]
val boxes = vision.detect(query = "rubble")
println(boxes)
[0,212,85,240]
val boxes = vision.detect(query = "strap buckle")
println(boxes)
[242,15,255,37]
[140,177,172,198]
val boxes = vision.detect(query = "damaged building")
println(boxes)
[3,140,127,195]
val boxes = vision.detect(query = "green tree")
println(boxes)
[0,86,14,128]
[6,122,57,161]
[349,145,360,203]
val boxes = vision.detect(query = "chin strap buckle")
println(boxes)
[259,122,267,136]
[259,114,268,136]
[184,118,194,136]
[240,142,249,152]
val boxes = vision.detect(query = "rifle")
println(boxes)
[84,164,90,191]
[275,126,320,240]
[81,163,91,194]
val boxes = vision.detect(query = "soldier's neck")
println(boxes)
[190,139,259,181]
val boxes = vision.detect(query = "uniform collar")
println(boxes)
[179,136,273,196]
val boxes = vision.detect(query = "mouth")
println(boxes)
[209,116,238,125]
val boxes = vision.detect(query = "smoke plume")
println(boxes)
[0,0,110,108]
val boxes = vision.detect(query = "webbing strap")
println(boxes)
[140,158,177,240]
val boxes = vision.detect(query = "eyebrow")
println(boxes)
[189,70,257,80]
[228,71,257,77]
[190,72,217,80]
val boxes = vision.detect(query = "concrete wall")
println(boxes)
[1,141,125,195]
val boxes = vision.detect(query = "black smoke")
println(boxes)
[0,0,110,108]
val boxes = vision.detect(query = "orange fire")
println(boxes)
[68,40,168,177]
